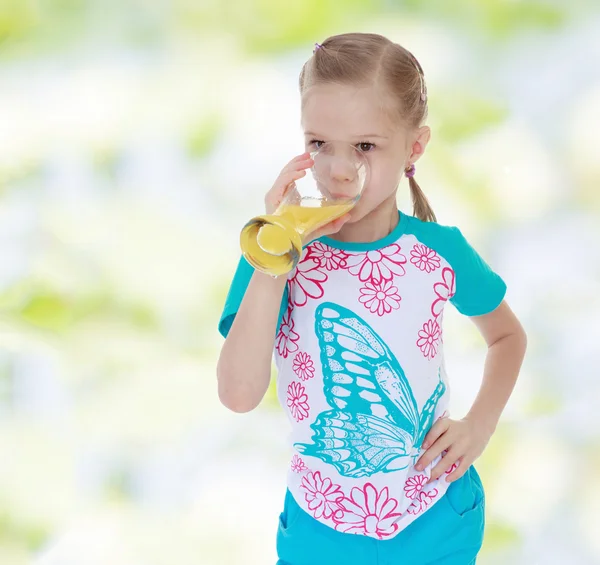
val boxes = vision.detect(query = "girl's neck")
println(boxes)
[330,194,399,244]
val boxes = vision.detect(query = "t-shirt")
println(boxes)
[218,210,506,540]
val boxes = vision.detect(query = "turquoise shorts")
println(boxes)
[276,465,485,565]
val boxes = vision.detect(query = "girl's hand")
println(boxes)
[301,213,351,246]
[264,151,352,244]
[414,416,493,483]
[265,152,314,215]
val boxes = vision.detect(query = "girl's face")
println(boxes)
[301,83,427,222]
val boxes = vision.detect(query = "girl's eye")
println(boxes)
[308,139,375,152]
[357,142,375,152]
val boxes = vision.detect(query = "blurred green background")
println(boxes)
[0,0,599,563]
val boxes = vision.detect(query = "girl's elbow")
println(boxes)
[517,324,528,350]
[218,389,259,413]
[216,366,260,413]
[510,326,528,365]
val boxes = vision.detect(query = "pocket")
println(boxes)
[277,490,309,564]
[441,465,485,519]
[278,489,304,533]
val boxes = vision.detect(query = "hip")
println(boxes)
[276,464,486,565]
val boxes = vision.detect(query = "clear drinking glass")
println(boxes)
[240,141,370,276]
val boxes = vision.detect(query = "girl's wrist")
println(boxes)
[254,269,289,287]
[463,412,497,438]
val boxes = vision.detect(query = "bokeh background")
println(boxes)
[1,1,599,564]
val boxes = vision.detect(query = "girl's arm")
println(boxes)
[217,271,287,413]
[464,300,527,434]
[216,151,350,414]
[416,300,527,482]
[216,153,312,413]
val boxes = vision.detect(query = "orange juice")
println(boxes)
[240,199,353,276]
[259,201,353,250]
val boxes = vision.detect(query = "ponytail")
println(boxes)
[408,175,437,223]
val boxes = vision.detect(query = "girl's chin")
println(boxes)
[346,201,376,223]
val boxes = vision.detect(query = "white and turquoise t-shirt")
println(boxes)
[218,210,506,540]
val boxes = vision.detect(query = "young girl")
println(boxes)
[217,32,527,565]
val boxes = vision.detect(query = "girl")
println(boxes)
[217,32,527,565]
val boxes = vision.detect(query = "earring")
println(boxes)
[405,164,416,178]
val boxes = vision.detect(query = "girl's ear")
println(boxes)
[407,126,431,164]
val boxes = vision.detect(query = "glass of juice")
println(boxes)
[240,141,370,276]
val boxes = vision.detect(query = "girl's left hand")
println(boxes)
[414,417,493,484]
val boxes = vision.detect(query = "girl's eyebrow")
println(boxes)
[304,131,388,139]
[357,134,389,139]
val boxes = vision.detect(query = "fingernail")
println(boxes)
[422,442,429,449]
[416,464,422,471]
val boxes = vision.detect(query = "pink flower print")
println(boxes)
[334,484,402,539]
[417,319,441,359]
[291,454,308,473]
[407,488,439,515]
[410,244,441,273]
[359,280,401,316]
[445,461,460,475]
[404,474,429,500]
[292,352,315,381]
[288,257,328,307]
[275,306,299,358]
[435,410,449,424]
[306,242,348,271]
[346,244,407,283]
[287,381,310,422]
[300,471,344,520]
[431,267,456,319]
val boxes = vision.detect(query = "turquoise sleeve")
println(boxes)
[217,256,289,338]
[448,227,507,316]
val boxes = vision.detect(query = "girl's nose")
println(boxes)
[329,156,355,182]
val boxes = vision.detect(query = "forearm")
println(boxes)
[465,330,527,435]
[217,271,287,413]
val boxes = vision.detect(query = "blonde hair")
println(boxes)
[299,32,437,223]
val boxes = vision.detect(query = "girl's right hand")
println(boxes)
[265,152,351,243]
[301,213,351,246]
[265,152,314,215]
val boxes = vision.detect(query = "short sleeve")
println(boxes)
[218,256,289,338]
[448,227,507,316]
